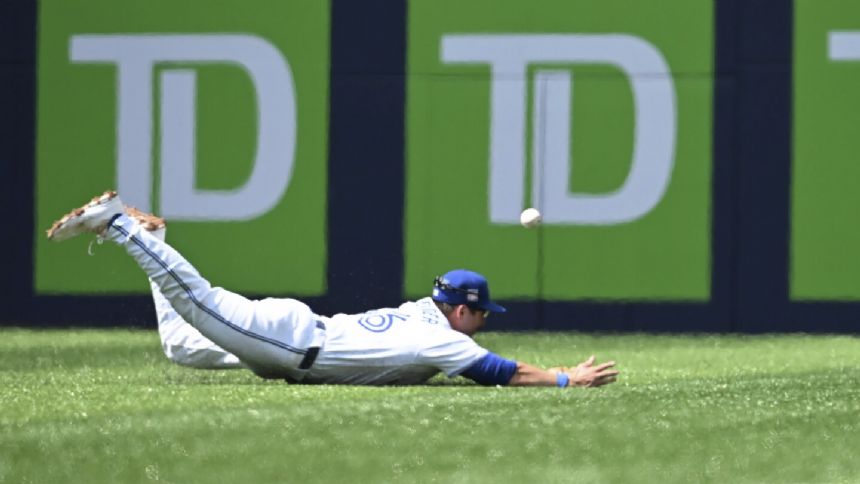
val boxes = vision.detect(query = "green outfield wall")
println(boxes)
[2,0,859,331]
[792,0,860,300]
[35,0,329,295]
[405,0,713,301]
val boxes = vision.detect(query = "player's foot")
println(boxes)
[46,190,124,242]
[124,206,166,232]
[125,206,166,241]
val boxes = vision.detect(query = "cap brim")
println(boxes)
[482,301,507,313]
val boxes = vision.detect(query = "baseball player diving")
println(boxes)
[47,191,619,388]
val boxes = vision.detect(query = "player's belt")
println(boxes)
[298,347,319,370]
[297,320,327,370]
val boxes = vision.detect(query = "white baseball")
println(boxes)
[520,208,542,228]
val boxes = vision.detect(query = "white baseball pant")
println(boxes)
[143,225,242,369]
[150,278,244,369]
[105,214,326,380]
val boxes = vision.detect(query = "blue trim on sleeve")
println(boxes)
[460,352,518,386]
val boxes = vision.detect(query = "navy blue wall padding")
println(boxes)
[1,0,37,326]
[327,0,407,314]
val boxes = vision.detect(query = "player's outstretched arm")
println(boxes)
[508,356,618,388]
[458,352,618,388]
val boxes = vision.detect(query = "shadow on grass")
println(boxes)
[160,370,482,387]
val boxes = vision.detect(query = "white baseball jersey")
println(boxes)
[304,297,489,385]
[107,214,488,384]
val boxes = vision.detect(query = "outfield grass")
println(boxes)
[1,329,858,483]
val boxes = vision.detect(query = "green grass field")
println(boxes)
[1,329,858,483]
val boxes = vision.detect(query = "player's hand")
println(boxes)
[566,355,618,387]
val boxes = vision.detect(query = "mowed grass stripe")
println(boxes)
[1,329,858,483]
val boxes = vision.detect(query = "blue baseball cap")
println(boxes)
[431,269,507,313]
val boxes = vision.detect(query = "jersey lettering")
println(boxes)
[356,311,408,333]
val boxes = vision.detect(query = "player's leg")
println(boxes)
[47,191,325,379]
[106,215,325,379]
[125,207,244,369]
[150,278,245,369]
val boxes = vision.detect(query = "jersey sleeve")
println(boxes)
[413,329,489,377]
[459,352,518,386]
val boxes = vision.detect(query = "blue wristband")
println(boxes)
[556,372,570,388]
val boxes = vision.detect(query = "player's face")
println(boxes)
[450,305,488,336]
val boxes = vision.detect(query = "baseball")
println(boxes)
[520,208,542,228]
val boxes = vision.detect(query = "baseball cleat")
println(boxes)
[124,206,166,232]
[125,205,166,241]
[46,190,124,242]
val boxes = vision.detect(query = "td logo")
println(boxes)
[404,0,713,301]
[36,0,329,295]
[442,34,676,225]
[70,34,296,221]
